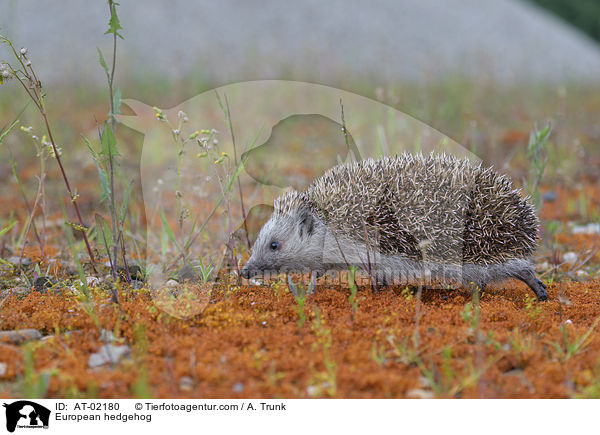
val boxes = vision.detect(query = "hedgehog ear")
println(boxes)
[298,209,314,239]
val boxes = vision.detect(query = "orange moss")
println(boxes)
[0,278,599,399]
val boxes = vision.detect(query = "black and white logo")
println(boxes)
[3,401,50,433]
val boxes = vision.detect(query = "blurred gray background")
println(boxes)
[1,0,600,88]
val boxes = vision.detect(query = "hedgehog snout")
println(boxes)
[240,263,254,279]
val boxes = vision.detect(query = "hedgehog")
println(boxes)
[240,153,548,301]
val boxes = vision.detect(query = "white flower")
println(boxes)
[177,110,188,122]
[20,47,28,55]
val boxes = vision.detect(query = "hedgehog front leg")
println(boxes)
[512,268,548,301]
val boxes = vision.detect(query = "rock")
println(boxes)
[542,191,557,202]
[1,287,31,299]
[178,264,199,283]
[88,344,131,368]
[179,376,194,391]
[563,252,578,264]
[0,329,42,345]
[33,276,53,292]
[232,382,244,393]
[166,279,179,288]
[118,264,144,281]
[6,256,31,267]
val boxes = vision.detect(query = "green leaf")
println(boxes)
[0,220,16,237]
[100,123,119,158]
[0,119,19,146]
[83,134,110,202]
[95,213,114,256]
[97,164,110,203]
[105,1,124,39]
[159,208,179,251]
[97,47,109,77]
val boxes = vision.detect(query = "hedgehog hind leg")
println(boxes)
[512,268,548,301]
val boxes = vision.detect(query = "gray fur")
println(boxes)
[241,153,548,301]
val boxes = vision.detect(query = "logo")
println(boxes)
[3,401,50,433]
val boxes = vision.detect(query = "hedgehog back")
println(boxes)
[303,153,538,265]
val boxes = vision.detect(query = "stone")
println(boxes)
[88,344,131,368]
[178,264,199,283]
[33,276,53,292]
[542,191,557,202]
[0,329,42,345]
[6,256,31,267]
[179,376,194,391]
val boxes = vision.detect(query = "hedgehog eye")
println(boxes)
[270,241,279,251]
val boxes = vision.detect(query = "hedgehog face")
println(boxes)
[241,207,325,279]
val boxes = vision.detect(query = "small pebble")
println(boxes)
[34,276,53,292]
[118,264,144,281]
[178,264,199,282]
[179,376,194,391]
[566,319,573,324]
[542,191,557,202]
[232,382,244,393]
[88,344,131,368]
[166,279,179,288]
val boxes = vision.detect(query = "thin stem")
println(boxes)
[224,94,250,250]
[18,174,44,269]
[106,0,121,281]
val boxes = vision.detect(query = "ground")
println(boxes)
[1,78,600,399]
